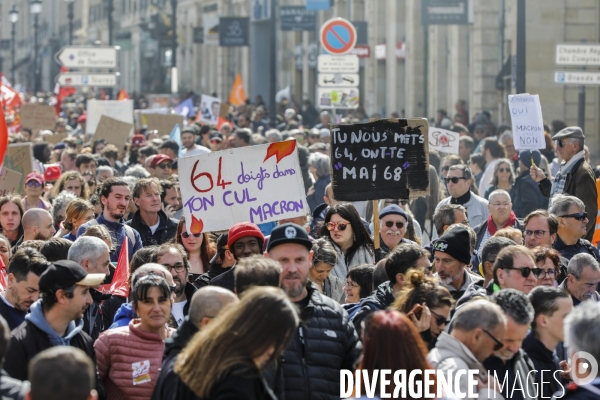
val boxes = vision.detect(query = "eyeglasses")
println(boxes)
[326,222,348,231]
[26,181,42,187]
[156,163,173,170]
[525,229,547,238]
[344,280,359,289]
[444,177,467,184]
[498,168,511,173]
[559,212,587,221]
[483,329,504,351]
[181,232,202,239]
[532,268,556,278]
[164,264,186,273]
[384,221,405,229]
[501,266,534,278]
[430,309,450,326]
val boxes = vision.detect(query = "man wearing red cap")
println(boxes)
[149,154,174,180]
[209,222,265,292]
[127,135,147,167]
[21,173,51,211]
[71,114,87,138]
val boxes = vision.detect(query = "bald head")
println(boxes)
[22,209,55,241]
[189,286,239,328]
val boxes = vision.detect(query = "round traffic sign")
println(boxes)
[320,18,357,55]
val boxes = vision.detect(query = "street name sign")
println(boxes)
[554,71,600,86]
[555,43,600,66]
[55,46,118,69]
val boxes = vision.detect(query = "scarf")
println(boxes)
[450,190,471,205]
[550,150,584,200]
[330,242,374,281]
[486,210,517,236]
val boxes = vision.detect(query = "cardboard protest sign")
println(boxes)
[145,114,184,136]
[199,95,220,125]
[86,99,134,135]
[330,118,430,201]
[44,133,67,145]
[4,143,34,194]
[20,104,56,130]
[179,141,307,233]
[508,94,545,150]
[0,169,22,196]
[94,115,134,151]
[428,127,459,154]
[134,108,169,130]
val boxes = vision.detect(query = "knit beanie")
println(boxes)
[379,204,408,221]
[227,222,265,249]
[432,226,471,265]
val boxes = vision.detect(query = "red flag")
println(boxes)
[0,104,9,170]
[110,236,129,298]
[118,88,129,101]
[100,89,108,100]
[54,86,76,117]
[0,256,8,291]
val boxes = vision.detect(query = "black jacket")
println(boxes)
[474,218,524,253]
[209,266,235,292]
[5,319,105,399]
[522,330,565,399]
[0,370,26,400]
[125,209,179,247]
[99,295,127,332]
[553,235,600,262]
[151,317,199,400]
[83,289,112,341]
[194,263,230,289]
[351,281,396,336]
[268,282,362,400]
[511,170,548,218]
[181,282,197,322]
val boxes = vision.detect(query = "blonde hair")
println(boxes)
[63,199,94,230]
[175,286,299,398]
[494,227,523,244]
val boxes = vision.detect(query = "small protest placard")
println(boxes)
[94,115,134,151]
[20,104,56,131]
[44,133,68,145]
[4,143,34,195]
[428,127,459,154]
[0,169,22,196]
[199,95,221,125]
[508,94,545,150]
[330,118,430,201]
[86,99,134,135]
[178,142,307,233]
[145,114,184,136]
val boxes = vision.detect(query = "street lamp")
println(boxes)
[9,5,18,84]
[64,0,75,45]
[30,0,42,93]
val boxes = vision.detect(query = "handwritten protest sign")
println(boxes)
[20,104,56,131]
[94,116,134,151]
[508,94,545,150]
[199,95,221,125]
[5,143,33,194]
[0,169,22,196]
[87,99,134,135]
[330,118,430,201]
[44,133,67,145]
[178,142,306,233]
[428,127,459,154]
[145,114,183,136]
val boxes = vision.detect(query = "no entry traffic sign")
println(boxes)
[320,18,357,55]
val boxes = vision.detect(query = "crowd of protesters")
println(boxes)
[0,93,598,400]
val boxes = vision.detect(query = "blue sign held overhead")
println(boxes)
[306,0,331,11]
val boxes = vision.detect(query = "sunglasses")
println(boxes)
[384,221,405,229]
[556,139,571,148]
[326,222,348,231]
[26,181,42,187]
[559,212,587,221]
[498,168,511,173]
[501,266,535,278]
[156,163,173,169]
[444,177,467,184]
[430,309,450,326]
[181,232,202,239]
[483,329,504,351]
[525,229,547,238]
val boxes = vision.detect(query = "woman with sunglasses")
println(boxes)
[391,269,455,350]
[309,238,345,303]
[320,203,375,281]
[174,216,217,283]
[54,199,95,241]
[21,172,51,211]
[532,246,562,287]
[483,158,514,200]
[96,275,175,400]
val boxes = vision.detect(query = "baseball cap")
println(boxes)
[131,134,146,146]
[210,132,224,142]
[44,165,62,182]
[319,128,330,138]
[77,114,87,123]
[25,172,45,185]
[150,154,173,168]
[210,233,229,264]
[38,260,106,292]
[267,223,312,252]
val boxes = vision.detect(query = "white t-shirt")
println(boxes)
[181,146,210,157]
[171,300,187,326]
[149,220,160,234]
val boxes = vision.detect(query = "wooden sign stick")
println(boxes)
[373,200,380,250]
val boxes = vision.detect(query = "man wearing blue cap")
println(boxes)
[512,150,548,218]
[375,204,416,261]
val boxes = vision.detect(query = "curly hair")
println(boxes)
[52,171,90,200]
[391,269,455,314]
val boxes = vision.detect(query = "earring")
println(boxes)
[353,234,356,241]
